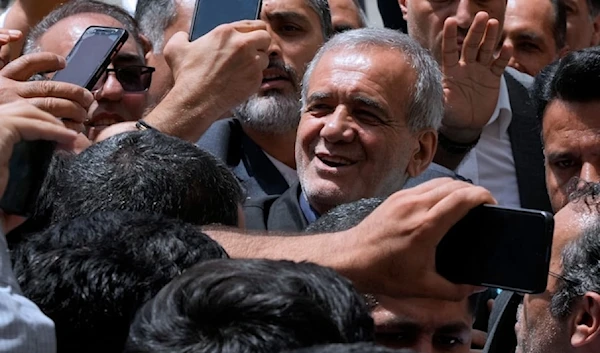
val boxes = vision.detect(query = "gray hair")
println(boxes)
[301,27,443,132]
[550,180,600,318]
[134,0,177,53]
[136,0,333,54]
[23,0,144,56]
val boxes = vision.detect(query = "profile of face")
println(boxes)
[296,47,435,215]
[37,13,149,139]
[329,0,365,32]
[563,0,600,51]
[399,0,507,63]
[514,204,585,353]
[503,0,562,76]
[145,0,195,106]
[542,99,600,212]
[235,0,325,134]
[372,295,473,353]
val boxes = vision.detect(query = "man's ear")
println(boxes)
[591,14,600,47]
[139,34,154,61]
[398,0,409,21]
[571,292,600,348]
[406,129,437,177]
[557,45,570,58]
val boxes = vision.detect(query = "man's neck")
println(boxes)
[243,126,297,169]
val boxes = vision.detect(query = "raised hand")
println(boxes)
[441,11,513,143]
[144,20,271,142]
[0,52,94,132]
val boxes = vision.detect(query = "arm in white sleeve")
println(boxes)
[0,230,56,353]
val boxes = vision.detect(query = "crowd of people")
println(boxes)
[0,0,599,352]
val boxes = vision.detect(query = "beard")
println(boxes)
[515,303,567,353]
[235,60,301,135]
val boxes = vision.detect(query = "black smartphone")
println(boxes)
[189,0,262,42]
[52,26,128,90]
[0,26,128,216]
[436,205,554,294]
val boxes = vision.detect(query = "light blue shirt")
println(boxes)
[0,230,56,353]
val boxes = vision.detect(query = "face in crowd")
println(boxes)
[36,13,151,139]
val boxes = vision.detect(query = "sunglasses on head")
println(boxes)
[93,65,155,92]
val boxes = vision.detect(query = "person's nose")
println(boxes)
[454,0,477,30]
[579,162,600,182]
[94,73,125,102]
[319,106,356,144]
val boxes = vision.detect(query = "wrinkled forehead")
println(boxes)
[37,13,144,61]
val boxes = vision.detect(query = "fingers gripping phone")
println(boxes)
[189,0,263,41]
[0,26,128,216]
[435,205,554,294]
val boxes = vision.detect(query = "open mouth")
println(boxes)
[317,154,356,168]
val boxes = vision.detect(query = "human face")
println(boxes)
[329,0,365,32]
[37,14,148,139]
[145,0,194,106]
[514,205,583,353]
[543,99,600,212]
[296,48,425,215]
[372,295,473,353]
[236,0,325,134]
[400,0,507,63]
[564,0,600,51]
[503,0,559,76]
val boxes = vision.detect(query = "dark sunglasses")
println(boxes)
[93,65,155,92]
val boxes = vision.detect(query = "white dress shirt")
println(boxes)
[455,75,522,207]
[0,230,56,353]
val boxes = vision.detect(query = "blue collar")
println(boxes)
[299,191,320,224]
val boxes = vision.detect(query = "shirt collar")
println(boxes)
[299,191,320,224]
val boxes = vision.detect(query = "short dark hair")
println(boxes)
[551,0,567,50]
[11,211,228,353]
[532,46,600,131]
[38,131,244,227]
[134,0,177,53]
[125,259,374,353]
[284,343,417,353]
[24,0,144,56]
[305,198,384,233]
[588,0,600,16]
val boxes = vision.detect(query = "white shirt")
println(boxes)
[265,153,298,187]
[455,75,521,208]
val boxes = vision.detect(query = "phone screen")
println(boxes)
[436,205,554,294]
[189,0,262,41]
[52,26,127,89]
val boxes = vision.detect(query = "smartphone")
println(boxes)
[435,205,554,294]
[189,0,262,42]
[0,26,128,216]
[52,26,128,90]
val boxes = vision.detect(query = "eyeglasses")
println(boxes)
[93,65,155,93]
[548,271,580,286]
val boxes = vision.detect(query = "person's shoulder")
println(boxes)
[403,163,469,189]
[196,118,241,160]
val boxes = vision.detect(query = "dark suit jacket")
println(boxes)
[505,71,552,212]
[197,118,290,200]
[243,163,461,232]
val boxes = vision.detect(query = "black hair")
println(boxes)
[532,46,600,131]
[305,198,384,233]
[284,343,417,353]
[552,0,568,50]
[125,259,374,353]
[37,131,244,228]
[11,211,228,353]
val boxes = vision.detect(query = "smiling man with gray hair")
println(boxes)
[244,27,453,232]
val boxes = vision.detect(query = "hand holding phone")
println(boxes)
[436,204,554,294]
[0,26,127,216]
